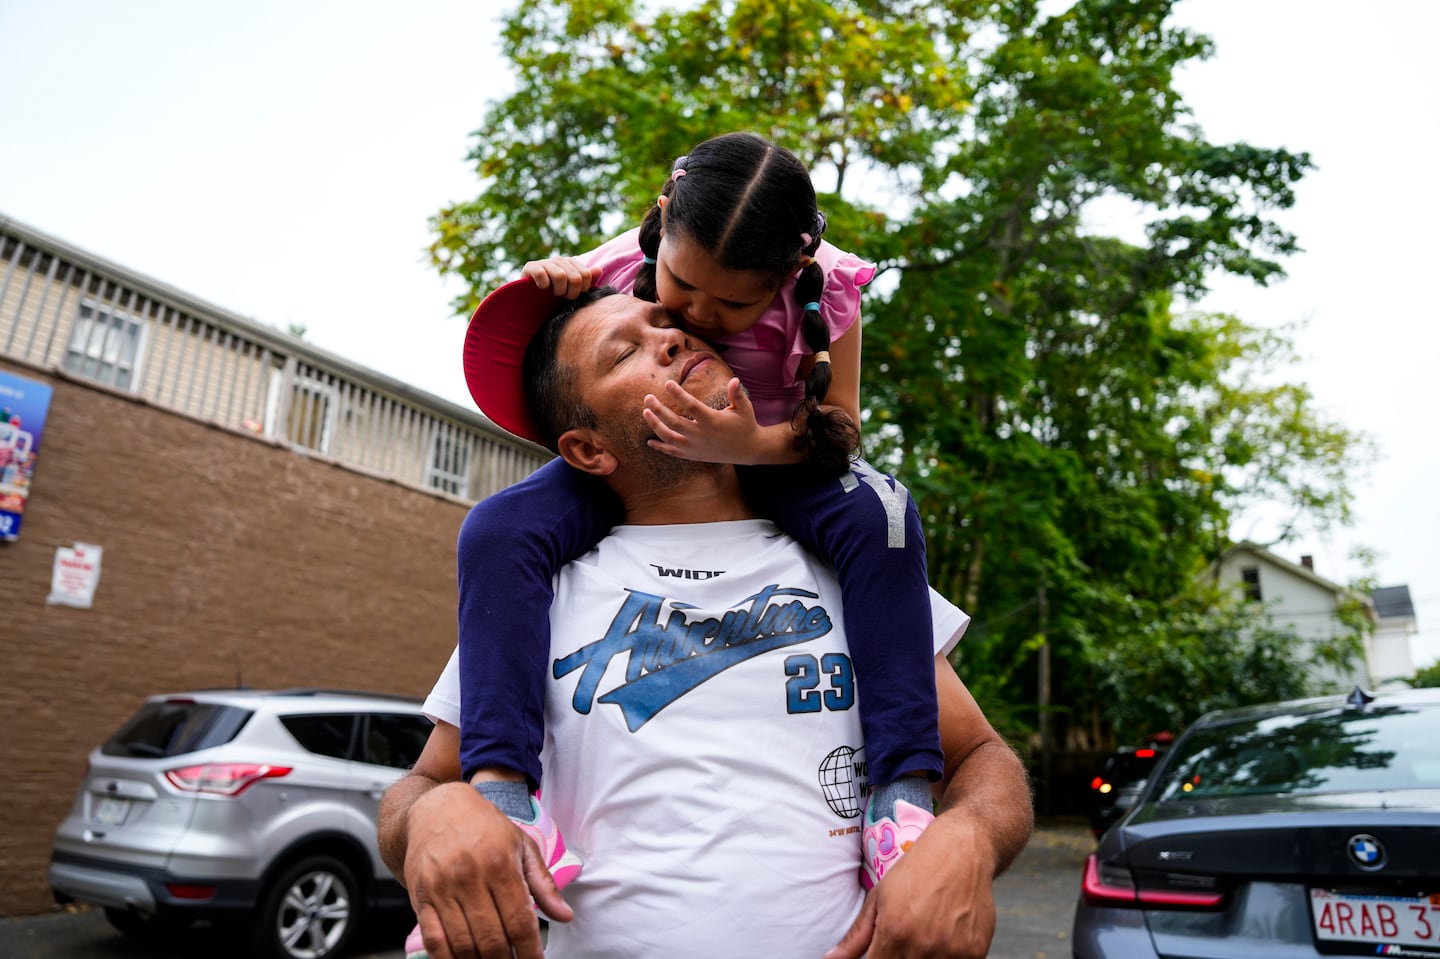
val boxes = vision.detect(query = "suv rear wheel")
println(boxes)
[250,854,361,959]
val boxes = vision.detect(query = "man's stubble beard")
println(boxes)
[620,389,731,489]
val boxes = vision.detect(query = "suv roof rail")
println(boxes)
[270,688,425,703]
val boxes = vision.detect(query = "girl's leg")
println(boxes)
[456,458,623,786]
[739,460,943,787]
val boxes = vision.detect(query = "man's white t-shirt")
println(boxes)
[425,519,969,958]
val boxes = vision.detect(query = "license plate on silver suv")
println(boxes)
[92,797,131,826]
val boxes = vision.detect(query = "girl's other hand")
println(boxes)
[643,378,797,466]
[521,257,602,298]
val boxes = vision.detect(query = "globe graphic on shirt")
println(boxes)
[819,744,869,819]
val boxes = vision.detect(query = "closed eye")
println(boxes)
[601,339,638,368]
[667,270,760,311]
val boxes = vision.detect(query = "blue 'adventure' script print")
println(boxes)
[554,584,833,731]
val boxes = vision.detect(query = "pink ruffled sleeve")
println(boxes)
[577,227,645,294]
[708,241,876,426]
[815,241,876,343]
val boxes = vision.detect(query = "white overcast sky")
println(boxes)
[2,0,1436,668]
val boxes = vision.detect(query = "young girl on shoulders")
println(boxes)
[456,131,943,913]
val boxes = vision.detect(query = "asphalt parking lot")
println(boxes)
[0,818,1093,958]
[989,817,1093,959]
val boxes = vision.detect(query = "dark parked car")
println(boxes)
[1072,686,1440,959]
[49,689,433,959]
[1086,736,1172,837]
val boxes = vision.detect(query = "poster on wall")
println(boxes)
[48,543,103,608]
[0,370,53,542]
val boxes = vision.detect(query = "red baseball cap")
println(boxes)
[462,278,568,448]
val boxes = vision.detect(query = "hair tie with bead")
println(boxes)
[642,255,656,265]
[813,351,831,364]
[670,154,689,183]
[801,212,828,254]
[803,301,820,313]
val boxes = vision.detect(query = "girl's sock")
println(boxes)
[868,774,933,821]
[473,779,534,819]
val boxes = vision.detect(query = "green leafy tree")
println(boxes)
[432,0,1371,748]
[431,0,968,313]
[859,0,1368,744]
[1410,660,1440,689]
[1081,589,1334,744]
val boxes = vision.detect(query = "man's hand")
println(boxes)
[402,782,573,959]
[825,815,997,959]
[827,659,1032,959]
[521,257,602,298]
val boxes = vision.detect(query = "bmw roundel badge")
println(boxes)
[1346,834,1386,871]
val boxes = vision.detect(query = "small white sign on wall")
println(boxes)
[48,543,103,608]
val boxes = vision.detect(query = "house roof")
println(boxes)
[0,212,517,445]
[1371,585,1416,620]
[1222,540,1352,596]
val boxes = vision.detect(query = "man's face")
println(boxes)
[558,294,733,464]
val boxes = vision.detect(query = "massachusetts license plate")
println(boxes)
[1311,888,1440,955]
[93,797,131,826]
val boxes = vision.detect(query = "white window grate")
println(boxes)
[62,300,146,390]
[426,428,471,498]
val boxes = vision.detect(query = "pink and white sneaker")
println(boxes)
[404,924,428,959]
[402,795,582,958]
[861,797,935,890]
[516,794,584,890]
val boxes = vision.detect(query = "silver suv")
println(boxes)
[49,688,433,959]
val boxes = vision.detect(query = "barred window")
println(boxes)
[62,301,146,390]
[426,431,470,497]
[287,376,336,453]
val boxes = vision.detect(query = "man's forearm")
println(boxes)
[378,772,441,883]
[936,738,1033,877]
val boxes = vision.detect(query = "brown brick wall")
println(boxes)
[0,359,471,915]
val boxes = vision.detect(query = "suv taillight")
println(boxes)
[1080,855,1227,910]
[165,763,292,796]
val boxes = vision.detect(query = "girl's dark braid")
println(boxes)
[790,211,859,476]
[635,133,858,475]
[632,180,668,304]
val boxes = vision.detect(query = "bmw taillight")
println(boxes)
[164,763,292,796]
[1081,855,1227,910]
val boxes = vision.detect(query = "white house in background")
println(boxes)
[1211,541,1416,692]
[1368,585,1419,686]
